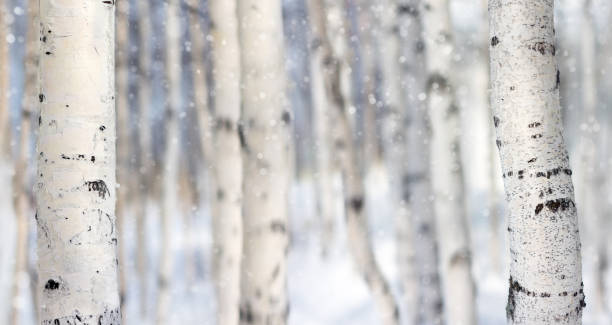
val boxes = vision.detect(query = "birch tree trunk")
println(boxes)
[156,0,181,323]
[208,1,243,324]
[421,1,476,323]
[306,0,337,258]
[322,1,400,324]
[397,1,445,324]
[36,0,121,323]
[0,1,7,154]
[238,0,291,323]
[489,0,585,323]
[378,1,420,323]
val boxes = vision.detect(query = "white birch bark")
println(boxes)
[156,0,181,323]
[0,1,8,154]
[489,0,585,323]
[397,1,444,324]
[238,0,291,323]
[208,0,243,323]
[323,1,400,324]
[421,1,476,323]
[36,0,121,323]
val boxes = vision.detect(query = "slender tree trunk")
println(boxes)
[156,0,181,323]
[37,1,121,323]
[322,1,400,324]
[208,0,243,324]
[238,0,291,323]
[489,1,585,323]
[0,1,8,153]
[378,1,420,323]
[396,1,445,324]
[307,0,337,258]
[115,1,129,322]
[135,0,152,316]
[421,1,476,323]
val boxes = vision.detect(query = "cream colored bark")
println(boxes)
[208,0,243,324]
[397,1,444,324]
[238,0,291,324]
[307,0,337,258]
[323,1,400,324]
[489,0,585,323]
[37,0,121,323]
[0,2,8,153]
[421,1,476,323]
[156,0,181,323]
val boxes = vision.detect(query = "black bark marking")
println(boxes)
[397,4,418,16]
[544,198,575,213]
[491,36,500,47]
[90,156,95,162]
[39,94,45,102]
[281,110,291,124]
[238,123,248,152]
[531,133,542,139]
[528,122,541,128]
[535,203,544,215]
[349,196,364,212]
[240,303,254,323]
[518,170,524,180]
[216,117,234,131]
[528,42,555,55]
[556,70,561,89]
[44,279,60,290]
[493,116,500,127]
[496,139,502,148]
[45,51,52,55]
[426,73,449,92]
[216,188,225,200]
[527,157,537,163]
[270,221,286,233]
[99,125,106,131]
[102,0,115,5]
[86,180,110,199]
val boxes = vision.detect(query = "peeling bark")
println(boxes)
[37,1,121,323]
[489,1,585,323]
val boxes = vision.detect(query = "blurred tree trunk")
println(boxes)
[36,0,121,323]
[0,1,8,153]
[135,0,153,316]
[489,0,585,323]
[322,0,400,324]
[156,0,182,323]
[307,0,337,258]
[208,0,243,324]
[421,0,476,323]
[397,1,445,324]
[11,2,38,323]
[577,0,605,314]
[238,0,291,323]
[378,0,419,323]
[115,1,129,321]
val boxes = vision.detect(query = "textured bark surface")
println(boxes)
[306,0,337,258]
[421,1,476,324]
[398,1,444,324]
[36,1,121,324]
[323,1,400,324]
[489,1,585,324]
[156,0,181,323]
[238,0,291,324]
[209,0,243,324]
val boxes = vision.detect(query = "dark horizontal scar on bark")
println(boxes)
[349,196,364,212]
[528,121,541,128]
[270,221,286,233]
[86,180,110,199]
[534,198,575,215]
[491,36,500,46]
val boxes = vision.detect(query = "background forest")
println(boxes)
[0,0,610,324]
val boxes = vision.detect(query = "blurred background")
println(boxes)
[1,0,612,324]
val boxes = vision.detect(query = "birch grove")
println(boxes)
[489,0,585,323]
[36,0,121,323]
[4,0,612,323]
[238,0,292,323]
[209,0,243,324]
